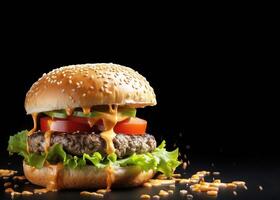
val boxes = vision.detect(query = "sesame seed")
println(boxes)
[167,190,174,194]
[207,190,218,196]
[82,93,86,97]
[69,80,72,84]
[152,195,160,200]
[140,194,150,199]
[180,190,188,195]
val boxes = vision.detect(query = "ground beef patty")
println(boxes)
[28,131,157,158]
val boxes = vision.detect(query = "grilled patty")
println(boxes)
[28,131,157,158]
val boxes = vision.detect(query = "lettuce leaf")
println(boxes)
[7,130,29,159]
[8,130,181,177]
[150,141,181,177]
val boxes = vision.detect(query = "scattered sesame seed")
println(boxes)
[182,162,187,170]
[259,185,263,191]
[22,191,33,196]
[232,181,246,187]
[169,184,175,189]
[140,194,151,199]
[158,190,169,197]
[167,190,174,194]
[180,190,188,195]
[152,195,160,200]
[207,190,218,196]
[227,183,237,189]
[143,182,152,187]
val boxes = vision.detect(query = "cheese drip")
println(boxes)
[27,113,38,153]
[32,163,64,192]
[106,166,115,190]
[28,113,38,136]
[65,108,73,116]
[44,130,53,152]
[86,105,121,155]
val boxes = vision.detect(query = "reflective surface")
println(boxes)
[1,151,278,200]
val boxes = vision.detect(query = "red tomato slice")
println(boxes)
[67,116,89,124]
[114,117,147,135]
[40,117,92,133]
[40,116,147,135]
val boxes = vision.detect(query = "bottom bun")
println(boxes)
[23,161,155,189]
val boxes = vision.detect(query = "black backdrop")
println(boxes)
[0,13,277,166]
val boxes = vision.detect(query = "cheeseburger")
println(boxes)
[8,63,180,190]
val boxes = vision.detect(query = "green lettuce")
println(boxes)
[8,130,181,177]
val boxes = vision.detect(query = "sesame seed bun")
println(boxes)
[23,162,155,189]
[25,63,156,114]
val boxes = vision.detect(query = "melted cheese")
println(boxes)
[82,107,91,115]
[85,105,128,155]
[65,108,73,116]
[33,163,63,192]
[99,105,117,155]
[106,166,115,190]
[27,113,38,153]
[87,118,100,128]
[27,113,38,136]
[44,130,53,152]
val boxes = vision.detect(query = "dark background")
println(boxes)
[0,7,278,199]
[0,17,277,158]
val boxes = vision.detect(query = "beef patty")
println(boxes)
[28,131,157,158]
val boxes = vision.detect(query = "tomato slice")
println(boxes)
[67,116,89,124]
[114,117,147,135]
[40,116,147,135]
[40,117,92,133]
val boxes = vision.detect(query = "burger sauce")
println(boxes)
[27,113,38,136]
[27,113,38,153]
